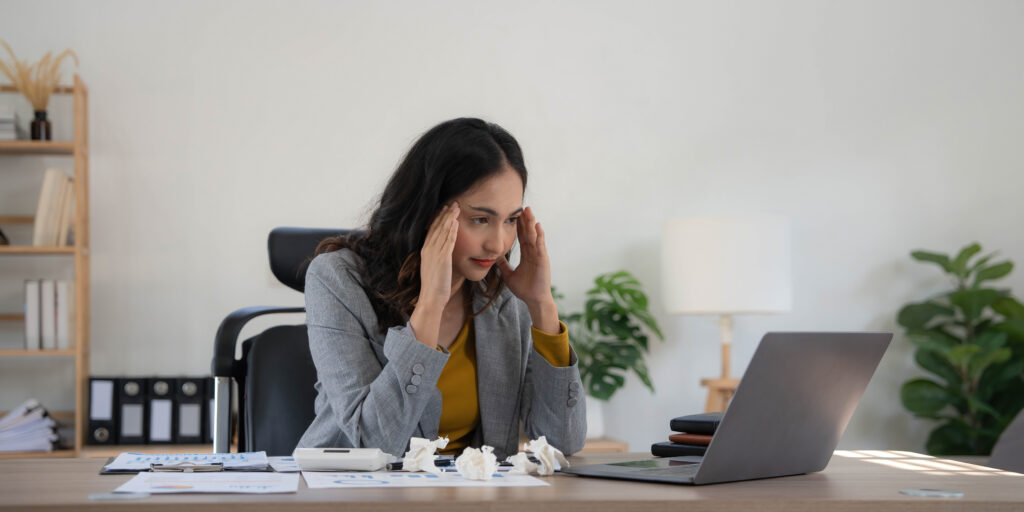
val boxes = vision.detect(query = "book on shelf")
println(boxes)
[32,168,74,247]
[40,280,56,350]
[24,280,40,350]
[0,399,59,453]
[0,104,16,141]
[22,278,75,351]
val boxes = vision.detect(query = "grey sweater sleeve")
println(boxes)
[304,253,449,457]
[513,299,588,455]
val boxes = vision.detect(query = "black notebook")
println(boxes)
[651,442,708,457]
[669,412,724,434]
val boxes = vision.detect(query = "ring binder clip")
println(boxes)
[150,461,224,473]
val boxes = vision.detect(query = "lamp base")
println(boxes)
[700,377,740,412]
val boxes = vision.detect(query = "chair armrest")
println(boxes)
[211,305,305,376]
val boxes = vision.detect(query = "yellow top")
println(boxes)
[435,319,570,455]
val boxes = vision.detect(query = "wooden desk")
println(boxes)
[1,451,1021,511]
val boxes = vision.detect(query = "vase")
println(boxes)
[31,110,51,141]
[585,395,604,439]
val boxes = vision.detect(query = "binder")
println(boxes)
[175,377,205,444]
[87,377,118,445]
[55,280,74,350]
[117,377,147,444]
[24,280,40,350]
[204,376,215,444]
[147,377,176,444]
[40,280,56,350]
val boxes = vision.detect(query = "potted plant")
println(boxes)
[555,270,664,438]
[897,243,1024,455]
[0,39,78,140]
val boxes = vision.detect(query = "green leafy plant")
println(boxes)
[554,271,664,401]
[897,243,1024,455]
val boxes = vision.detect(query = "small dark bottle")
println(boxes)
[31,110,51,140]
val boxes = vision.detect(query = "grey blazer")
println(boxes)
[296,249,587,458]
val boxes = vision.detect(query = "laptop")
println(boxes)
[564,331,892,485]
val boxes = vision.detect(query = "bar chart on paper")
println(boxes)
[301,471,549,488]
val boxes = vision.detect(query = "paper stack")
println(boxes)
[0,399,59,453]
[0,104,17,140]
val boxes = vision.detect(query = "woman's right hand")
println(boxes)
[410,202,459,347]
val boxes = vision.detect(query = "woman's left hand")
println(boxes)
[496,206,560,333]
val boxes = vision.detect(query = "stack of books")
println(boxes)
[23,279,75,351]
[651,412,723,457]
[0,399,59,453]
[33,168,75,247]
[0,104,17,140]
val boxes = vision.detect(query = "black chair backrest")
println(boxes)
[242,325,318,456]
[268,227,352,292]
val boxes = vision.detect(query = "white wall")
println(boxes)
[1,0,1022,452]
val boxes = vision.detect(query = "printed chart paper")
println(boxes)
[114,472,299,494]
[103,451,269,472]
[302,471,549,488]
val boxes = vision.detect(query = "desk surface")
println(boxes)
[1,451,1022,511]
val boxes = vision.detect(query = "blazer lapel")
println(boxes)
[474,293,521,456]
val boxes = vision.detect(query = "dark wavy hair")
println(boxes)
[317,118,529,332]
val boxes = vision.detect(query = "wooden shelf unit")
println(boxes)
[0,75,90,459]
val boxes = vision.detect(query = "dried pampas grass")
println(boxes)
[0,39,78,111]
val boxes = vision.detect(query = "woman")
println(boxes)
[297,118,586,458]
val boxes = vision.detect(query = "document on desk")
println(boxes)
[114,472,299,494]
[104,451,269,472]
[302,471,548,488]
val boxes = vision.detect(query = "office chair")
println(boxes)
[210,227,350,455]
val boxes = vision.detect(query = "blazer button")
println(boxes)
[407,384,419,394]
[568,388,579,399]
[411,375,422,386]
[412,363,425,375]
[567,398,578,407]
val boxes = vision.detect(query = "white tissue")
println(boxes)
[455,445,499,480]
[402,436,449,474]
[504,451,539,475]
[525,436,569,476]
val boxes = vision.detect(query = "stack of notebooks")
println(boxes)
[0,104,17,140]
[651,412,723,457]
[0,399,60,453]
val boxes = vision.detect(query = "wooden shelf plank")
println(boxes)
[0,349,76,356]
[0,449,75,459]
[0,313,25,322]
[0,216,33,224]
[0,246,75,255]
[0,84,74,95]
[0,141,74,155]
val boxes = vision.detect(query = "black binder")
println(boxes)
[175,377,206,444]
[87,377,118,445]
[117,377,147,444]
[147,377,176,444]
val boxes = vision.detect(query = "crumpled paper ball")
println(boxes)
[402,436,449,474]
[455,445,499,480]
[504,451,540,475]
[525,436,569,475]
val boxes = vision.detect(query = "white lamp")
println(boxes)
[661,216,792,411]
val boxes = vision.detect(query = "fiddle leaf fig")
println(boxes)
[899,243,1024,455]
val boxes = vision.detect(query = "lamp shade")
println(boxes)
[661,216,792,315]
